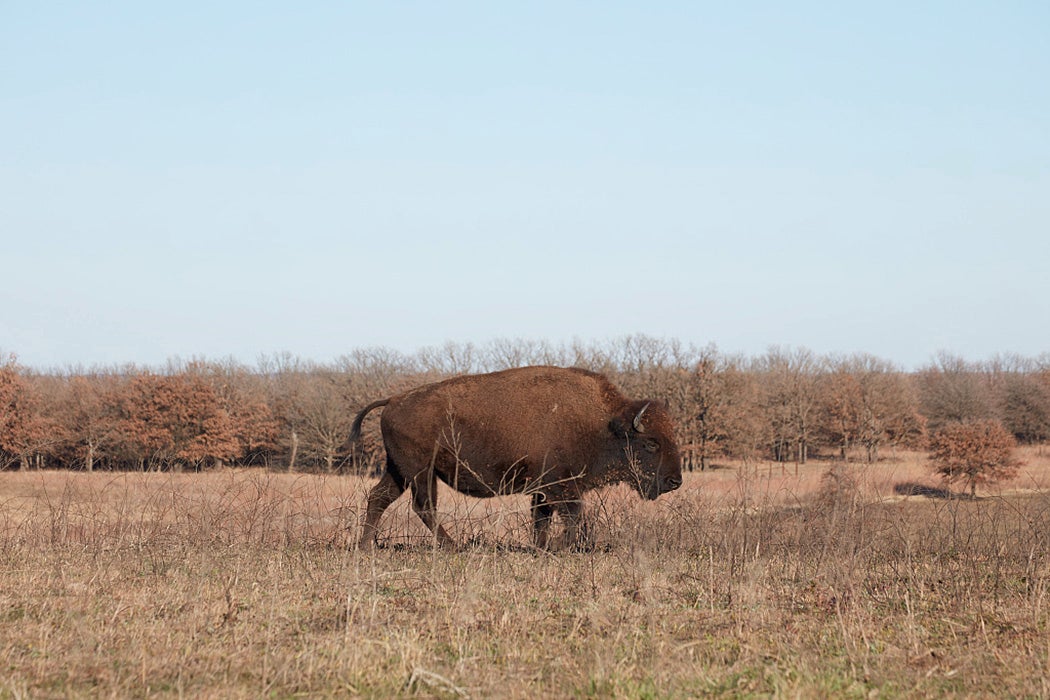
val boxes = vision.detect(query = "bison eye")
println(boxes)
[642,438,660,453]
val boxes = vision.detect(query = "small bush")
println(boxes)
[929,419,1020,497]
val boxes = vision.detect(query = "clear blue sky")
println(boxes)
[3,2,1048,370]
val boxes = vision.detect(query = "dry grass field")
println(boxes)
[3,447,1050,698]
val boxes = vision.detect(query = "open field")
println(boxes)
[3,448,1050,698]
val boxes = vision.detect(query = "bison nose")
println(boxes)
[664,476,682,492]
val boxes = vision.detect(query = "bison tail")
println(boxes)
[348,398,390,444]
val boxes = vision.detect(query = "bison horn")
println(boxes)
[633,403,649,433]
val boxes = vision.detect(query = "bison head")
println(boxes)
[609,400,683,500]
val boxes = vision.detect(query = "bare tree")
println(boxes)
[260,352,310,471]
[55,374,120,471]
[335,348,415,474]
[983,355,1050,445]
[417,341,480,375]
[918,352,995,431]
[820,354,926,462]
[484,338,567,370]
[756,347,823,466]
[676,346,758,470]
[285,369,354,472]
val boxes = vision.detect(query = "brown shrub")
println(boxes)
[929,419,1020,498]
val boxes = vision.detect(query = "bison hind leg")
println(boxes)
[410,470,457,549]
[358,470,405,549]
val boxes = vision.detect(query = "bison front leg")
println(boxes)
[410,470,457,549]
[555,499,592,552]
[530,492,555,550]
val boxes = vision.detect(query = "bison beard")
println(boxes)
[349,366,683,550]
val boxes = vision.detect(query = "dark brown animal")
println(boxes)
[349,365,682,549]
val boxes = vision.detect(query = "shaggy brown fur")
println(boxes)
[349,366,682,549]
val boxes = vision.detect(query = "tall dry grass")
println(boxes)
[2,447,1050,698]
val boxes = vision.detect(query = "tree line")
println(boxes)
[2,338,1048,473]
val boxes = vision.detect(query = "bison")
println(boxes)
[349,365,682,549]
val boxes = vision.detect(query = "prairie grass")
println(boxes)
[2,447,1050,698]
